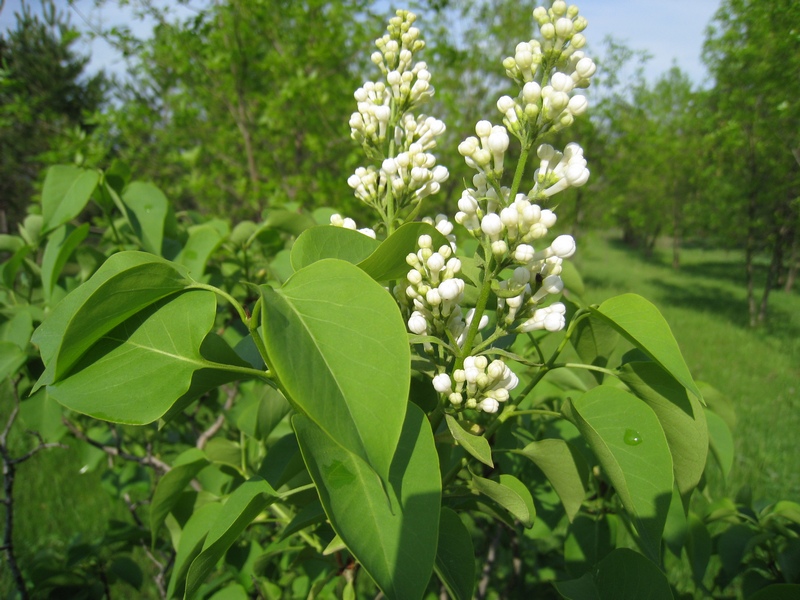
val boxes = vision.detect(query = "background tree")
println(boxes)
[0,0,106,232]
[95,0,382,219]
[703,0,800,325]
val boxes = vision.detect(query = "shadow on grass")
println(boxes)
[645,278,800,344]
[584,236,800,345]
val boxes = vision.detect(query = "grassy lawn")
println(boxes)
[574,231,800,503]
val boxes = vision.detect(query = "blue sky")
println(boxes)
[1,0,721,86]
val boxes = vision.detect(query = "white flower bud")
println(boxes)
[481,213,504,237]
[438,278,463,301]
[479,398,500,413]
[432,373,452,393]
[427,253,445,273]
[541,274,564,295]
[426,288,442,305]
[492,240,508,256]
[475,120,493,138]
[514,244,535,263]
[408,312,428,334]
[551,234,576,258]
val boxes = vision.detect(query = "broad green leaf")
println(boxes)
[261,208,316,237]
[279,499,326,541]
[108,556,143,590]
[260,259,409,478]
[204,438,243,474]
[434,508,475,600]
[122,181,169,255]
[0,341,26,381]
[663,486,688,558]
[706,408,734,481]
[571,314,619,384]
[515,438,589,522]
[0,245,32,290]
[592,294,701,399]
[32,251,194,391]
[184,477,278,600]
[236,385,291,441]
[167,502,223,599]
[698,380,736,429]
[562,386,673,560]
[17,389,65,443]
[0,309,32,351]
[357,222,449,282]
[291,226,380,272]
[151,448,210,543]
[293,403,441,600]
[445,414,493,467]
[48,291,253,424]
[471,473,535,527]
[177,224,224,277]
[619,361,708,508]
[564,514,614,577]
[686,513,711,585]
[41,165,99,233]
[207,584,248,600]
[557,548,673,599]
[41,223,89,304]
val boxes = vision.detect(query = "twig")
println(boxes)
[196,384,237,449]
[63,419,171,473]
[476,525,503,600]
[1,380,67,600]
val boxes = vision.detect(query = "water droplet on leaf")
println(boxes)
[624,429,643,446]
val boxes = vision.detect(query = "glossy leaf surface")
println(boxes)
[294,404,440,600]
[184,477,278,599]
[41,165,99,233]
[291,226,379,272]
[48,290,252,424]
[592,294,700,398]
[260,258,409,478]
[516,438,588,522]
[619,361,708,507]
[32,252,194,391]
[434,507,475,600]
[562,385,673,560]
[357,222,449,282]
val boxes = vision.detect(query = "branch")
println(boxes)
[1,380,66,600]
[196,384,237,450]
[476,525,503,600]
[63,419,171,474]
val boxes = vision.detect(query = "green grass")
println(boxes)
[574,231,800,502]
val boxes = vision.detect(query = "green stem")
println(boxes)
[269,502,322,553]
[454,255,499,369]
[509,141,532,200]
[188,282,250,325]
[484,309,591,438]
[555,363,618,378]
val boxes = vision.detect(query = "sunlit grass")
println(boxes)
[575,231,800,502]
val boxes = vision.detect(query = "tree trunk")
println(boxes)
[757,229,784,324]
[745,198,758,327]
[785,228,798,293]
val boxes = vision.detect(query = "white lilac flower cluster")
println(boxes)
[329,213,377,239]
[498,0,596,136]
[424,2,595,414]
[347,10,448,215]
[431,357,519,414]
[401,233,473,345]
